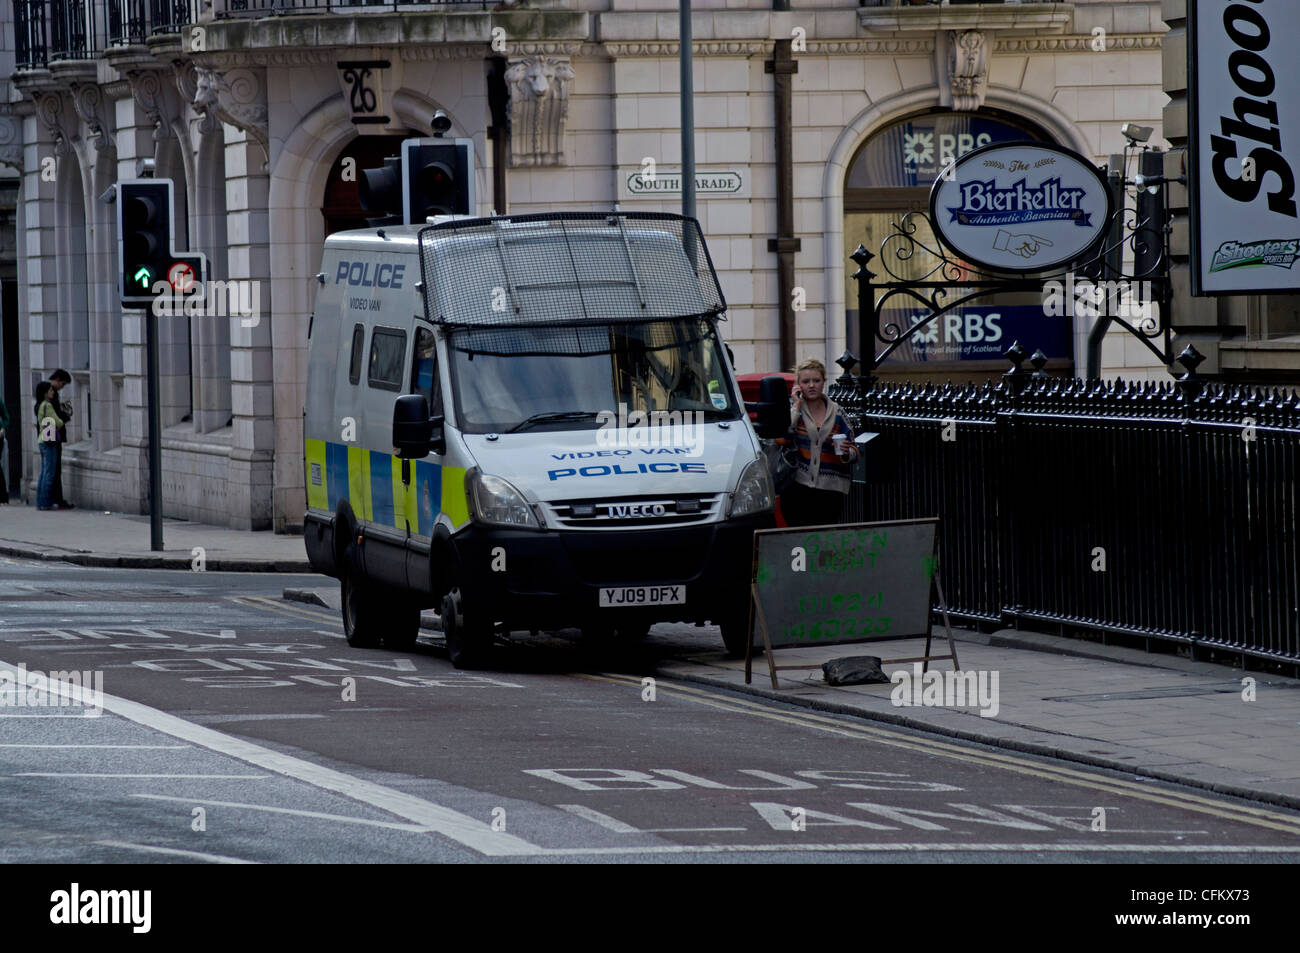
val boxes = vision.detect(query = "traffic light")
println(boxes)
[117,179,207,308]
[357,139,476,225]
[404,139,474,220]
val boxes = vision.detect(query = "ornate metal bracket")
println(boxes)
[847,184,1174,391]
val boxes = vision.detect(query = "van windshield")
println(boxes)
[448,319,741,434]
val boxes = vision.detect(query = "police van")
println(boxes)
[303,211,779,667]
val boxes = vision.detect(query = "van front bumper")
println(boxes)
[450,513,774,630]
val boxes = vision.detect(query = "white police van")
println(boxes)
[303,212,780,667]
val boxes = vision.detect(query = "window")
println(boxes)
[411,326,441,415]
[347,324,365,385]
[367,327,407,391]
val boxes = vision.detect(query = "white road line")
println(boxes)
[14,773,271,779]
[0,658,542,858]
[131,794,436,832]
[0,744,190,749]
[556,804,745,834]
[92,840,256,864]
[556,804,640,833]
[0,713,101,718]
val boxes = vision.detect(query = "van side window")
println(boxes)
[412,327,441,415]
[347,325,365,385]
[367,328,407,392]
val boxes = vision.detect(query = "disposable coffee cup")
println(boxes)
[832,434,847,456]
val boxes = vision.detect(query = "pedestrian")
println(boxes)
[34,381,62,511]
[48,369,74,509]
[0,392,10,504]
[778,358,859,528]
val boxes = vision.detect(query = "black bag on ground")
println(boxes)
[822,656,890,686]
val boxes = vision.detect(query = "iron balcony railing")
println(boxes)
[216,0,489,14]
[14,0,489,67]
[832,349,1300,667]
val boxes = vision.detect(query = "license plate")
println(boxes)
[599,585,685,607]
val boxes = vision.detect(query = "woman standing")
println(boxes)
[33,381,62,511]
[779,358,859,527]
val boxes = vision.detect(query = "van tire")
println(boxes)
[442,587,494,669]
[720,616,759,658]
[382,601,422,650]
[342,552,384,648]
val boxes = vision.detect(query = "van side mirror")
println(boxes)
[752,375,790,439]
[393,395,432,458]
[393,395,447,458]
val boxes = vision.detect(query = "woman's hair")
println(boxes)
[33,380,50,416]
[793,358,827,381]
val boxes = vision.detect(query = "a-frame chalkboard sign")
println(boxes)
[744,517,959,689]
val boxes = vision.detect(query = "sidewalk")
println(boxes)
[289,583,1300,813]
[0,501,311,572]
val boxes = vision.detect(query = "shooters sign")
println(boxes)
[929,142,1113,273]
[1189,0,1300,295]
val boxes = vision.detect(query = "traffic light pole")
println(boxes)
[144,306,164,551]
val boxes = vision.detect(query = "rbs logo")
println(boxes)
[916,312,1003,346]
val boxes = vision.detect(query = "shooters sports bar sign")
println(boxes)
[1189,0,1300,295]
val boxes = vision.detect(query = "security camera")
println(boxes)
[1121,123,1153,144]
[431,110,452,138]
[136,157,157,178]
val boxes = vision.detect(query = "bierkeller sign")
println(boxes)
[929,142,1113,274]
[1188,0,1300,295]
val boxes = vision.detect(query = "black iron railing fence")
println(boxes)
[831,348,1300,666]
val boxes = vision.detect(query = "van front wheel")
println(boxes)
[342,554,384,648]
[442,588,494,669]
[720,615,758,658]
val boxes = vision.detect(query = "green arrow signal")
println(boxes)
[133,266,151,288]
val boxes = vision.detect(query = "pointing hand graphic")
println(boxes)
[993,229,1054,259]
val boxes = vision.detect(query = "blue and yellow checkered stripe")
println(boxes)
[305,439,469,535]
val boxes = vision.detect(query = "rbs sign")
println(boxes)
[1190,0,1300,294]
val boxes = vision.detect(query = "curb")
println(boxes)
[282,587,329,608]
[659,667,1300,814]
[0,542,312,573]
[281,586,443,632]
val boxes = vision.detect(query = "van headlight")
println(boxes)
[467,470,541,529]
[729,456,774,517]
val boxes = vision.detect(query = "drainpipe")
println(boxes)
[486,57,508,214]
[766,29,799,372]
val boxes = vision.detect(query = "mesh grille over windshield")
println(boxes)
[417,212,726,335]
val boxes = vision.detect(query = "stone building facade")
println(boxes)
[3,0,1169,531]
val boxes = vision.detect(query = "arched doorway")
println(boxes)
[844,109,1073,383]
[322,135,407,236]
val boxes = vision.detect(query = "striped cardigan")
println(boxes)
[779,398,858,494]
